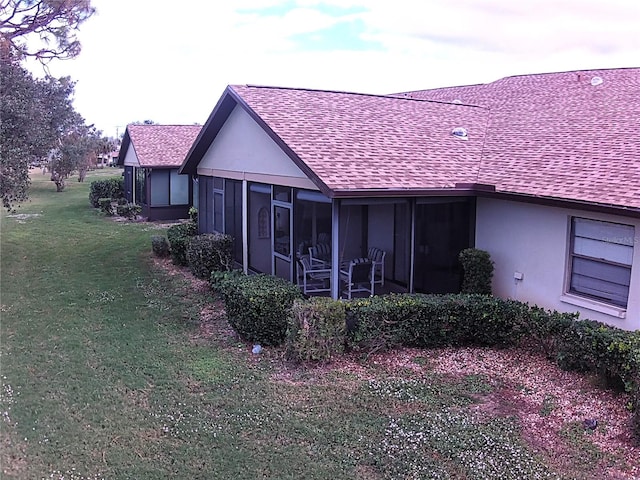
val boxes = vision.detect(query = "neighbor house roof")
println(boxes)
[181,68,640,214]
[117,124,202,168]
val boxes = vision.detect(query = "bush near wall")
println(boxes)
[345,293,527,353]
[186,233,233,279]
[166,222,198,266]
[210,271,304,346]
[89,178,124,207]
[285,297,347,363]
[459,248,494,295]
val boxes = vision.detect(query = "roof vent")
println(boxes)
[590,76,603,86]
[451,127,468,140]
[452,99,463,104]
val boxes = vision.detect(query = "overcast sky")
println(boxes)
[35,0,640,138]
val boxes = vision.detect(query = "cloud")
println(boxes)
[37,0,640,137]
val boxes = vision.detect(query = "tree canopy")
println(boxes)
[0,0,101,210]
[0,0,95,62]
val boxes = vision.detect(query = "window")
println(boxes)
[568,217,634,308]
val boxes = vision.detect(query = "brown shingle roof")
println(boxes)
[182,67,640,213]
[401,68,640,210]
[230,85,489,194]
[126,124,201,167]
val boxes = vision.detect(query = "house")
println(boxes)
[117,124,201,221]
[179,68,640,331]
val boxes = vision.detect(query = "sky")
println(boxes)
[31,0,640,139]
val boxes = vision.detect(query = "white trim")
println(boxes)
[559,294,627,319]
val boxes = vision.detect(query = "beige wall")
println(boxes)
[123,144,139,167]
[198,105,312,184]
[476,197,640,330]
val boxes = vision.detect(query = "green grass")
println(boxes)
[0,171,629,479]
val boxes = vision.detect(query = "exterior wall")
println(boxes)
[476,197,640,331]
[123,145,140,167]
[197,105,313,186]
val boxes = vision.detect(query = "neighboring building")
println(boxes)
[117,124,201,221]
[179,68,640,330]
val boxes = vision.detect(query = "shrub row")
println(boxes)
[186,233,233,279]
[89,178,124,207]
[166,223,198,266]
[211,271,304,346]
[345,293,527,352]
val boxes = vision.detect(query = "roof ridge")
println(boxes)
[233,84,487,108]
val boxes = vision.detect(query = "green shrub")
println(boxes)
[285,297,346,363]
[151,235,170,257]
[345,293,526,353]
[167,223,198,266]
[98,198,113,216]
[117,197,128,206]
[89,178,124,207]
[116,203,142,219]
[459,248,494,294]
[186,233,233,279]
[213,272,304,346]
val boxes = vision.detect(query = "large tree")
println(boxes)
[0,0,95,210]
[0,0,95,62]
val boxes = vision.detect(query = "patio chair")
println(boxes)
[340,259,374,299]
[309,243,331,267]
[367,247,387,286]
[296,255,331,295]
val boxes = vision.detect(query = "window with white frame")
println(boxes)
[568,217,634,308]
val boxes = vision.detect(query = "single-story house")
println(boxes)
[117,124,201,221]
[179,68,640,331]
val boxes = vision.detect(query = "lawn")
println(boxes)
[1,170,638,479]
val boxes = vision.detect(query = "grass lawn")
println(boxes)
[1,170,638,479]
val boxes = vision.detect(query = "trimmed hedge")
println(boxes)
[116,203,142,219]
[211,271,304,346]
[89,178,124,207]
[285,297,347,363]
[151,235,170,257]
[167,222,198,266]
[345,293,527,353]
[186,233,233,279]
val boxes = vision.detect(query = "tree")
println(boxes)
[0,0,95,63]
[49,123,99,190]
[0,61,84,208]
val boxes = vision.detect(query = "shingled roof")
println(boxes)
[181,68,640,213]
[401,68,640,211]
[118,124,202,168]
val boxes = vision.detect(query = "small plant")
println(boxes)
[186,233,233,279]
[285,297,346,363]
[151,235,170,257]
[188,206,198,224]
[116,203,142,220]
[167,222,198,266]
[459,248,494,295]
[117,197,128,206]
[98,197,114,216]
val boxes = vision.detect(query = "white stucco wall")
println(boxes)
[198,105,310,182]
[476,197,640,331]
[123,144,140,167]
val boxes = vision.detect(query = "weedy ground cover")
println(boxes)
[1,171,637,479]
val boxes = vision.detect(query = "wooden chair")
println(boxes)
[367,247,387,286]
[296,255,331,295]
[340,259,374,299]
